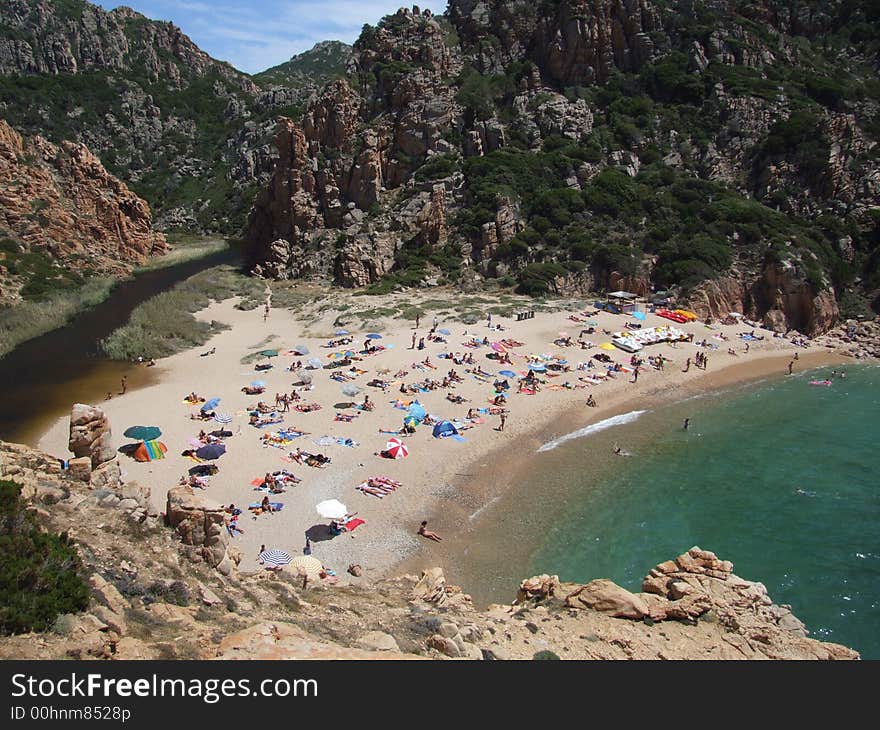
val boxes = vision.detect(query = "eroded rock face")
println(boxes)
[68,404,116,470]
[165,486,237,572]
[0,121,167,303]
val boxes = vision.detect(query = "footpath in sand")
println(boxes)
[38,295,847,583]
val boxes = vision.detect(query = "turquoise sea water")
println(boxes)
[528,365,879,658]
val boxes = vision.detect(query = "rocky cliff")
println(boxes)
[244,1,880,334]
[0,0,309,234]
[0,439,859,660]
[0,119,166,304]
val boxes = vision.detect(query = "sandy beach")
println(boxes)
[37,293,849,583]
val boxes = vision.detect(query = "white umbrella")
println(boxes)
[316,499,348,520]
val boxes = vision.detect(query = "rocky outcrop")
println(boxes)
[0,121,167,303]
[67,404,116,470]
[165,486,240,575]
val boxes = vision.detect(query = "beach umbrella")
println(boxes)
[259,549,292,567]
[307,357,323,369]
[289,555,323,579]
[586,321,598,326]
[342,383,361,397]
[123,425,161,441]
[366,333,383,339]
[214,413,232,425]
[250,380,266,388]
[335,329,350,336]
[316,499,348,520]
[499,370,517,378]
[298,371,313,384]
[491,342,507,353]
[599,343,616,351]
[403,415,418,428]
[293,344,310,355]
[195,443,226,460]
[133,440,167,462]
[260,349,279,358]
[384,437,409,459]
[632,311,646,321]
[438,328,451,335]
[201,398,221,412]
[407,402,426,422]
[528,363,547,372]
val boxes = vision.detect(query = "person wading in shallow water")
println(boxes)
[683,418,690,430]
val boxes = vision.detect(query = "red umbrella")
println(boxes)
[384,437,409,459]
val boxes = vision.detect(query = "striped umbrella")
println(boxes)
[259,549,292,567]
[214,412,233,425]
[133,440,167,462]
[384,437,409,459]
[289,555,323,579]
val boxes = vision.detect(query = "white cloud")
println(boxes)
[99,1,449,73]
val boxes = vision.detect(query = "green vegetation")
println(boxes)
[132,237,231,274]
[0,480,90,636]
[0,277,116,359]
[253,41,351,87]
[100,265,261,360]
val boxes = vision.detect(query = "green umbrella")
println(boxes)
[260,349,279,358]
[123,425,162,441]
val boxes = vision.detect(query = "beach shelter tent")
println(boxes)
[432,421,459,439]
[123,425,161,441]
[133,440,167,462]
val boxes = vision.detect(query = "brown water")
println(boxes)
[0,248,239,446]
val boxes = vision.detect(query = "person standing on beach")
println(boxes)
[415,313,420,329]
[787,360,794,375]
[411,332,417,349]
[418,521,442,542]
[499,411,507,431]
[631,366,640,384]
[683,357,691,373]
[121,376,127,395]
[433,315,438,330]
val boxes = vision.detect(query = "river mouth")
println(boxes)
[0,247,240,446]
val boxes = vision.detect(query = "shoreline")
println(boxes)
[33,293,857,588]
[392,348,851,591]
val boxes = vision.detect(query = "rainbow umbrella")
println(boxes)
[133,440,167,462]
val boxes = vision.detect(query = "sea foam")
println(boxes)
[537,410,648,452]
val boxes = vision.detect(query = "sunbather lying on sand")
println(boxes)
[242,386,265,395]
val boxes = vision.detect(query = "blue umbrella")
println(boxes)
[196,443,226,460]
[250,380,266,388]
[366,333,383,339]
[123,425,161,441]
[438,328,451,335]
[335,329,349,336]
[498,370,517,378]
[528,364,547,372]
[632,311,646,321]
[201,398,221,412]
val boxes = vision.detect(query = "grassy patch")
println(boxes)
[133,238,231,273]
[100,265,259,360]
[0,480,90,635]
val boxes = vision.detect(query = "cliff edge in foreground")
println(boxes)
[0,439,858,660]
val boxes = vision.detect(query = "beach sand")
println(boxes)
[37,295,849,583]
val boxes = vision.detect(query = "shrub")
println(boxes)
[0,480,90,635]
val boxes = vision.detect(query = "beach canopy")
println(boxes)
[250,381,266,388]
[201,397,221,412]
[196,443,226,460]
[316,499,348,520]
[214,412,233,425]
[260,349,279,358]
[499,370,517,378]
[432,421,459,439]
[407,402,426,422]
[632,311,646,321]
[259,549,292,567]
[292,344,310,355]
[289,555,323,578]
[366,333,383,339]
[307,357,323,369]
[341,383,361,397]
[133,440,166,462]
[438,328,451,335]
[384,437,409,459]
[123,425,161,441]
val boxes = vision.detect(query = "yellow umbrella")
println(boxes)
[600,343,616,351]
[289,555,323,579]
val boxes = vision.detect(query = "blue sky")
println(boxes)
[97,1,448,74]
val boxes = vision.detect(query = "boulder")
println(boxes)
[565,579,650,619]
[68,404,116,468]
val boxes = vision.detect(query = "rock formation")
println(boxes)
[0,439,862,661]
[67,403,120,489]
[0,121,167,303]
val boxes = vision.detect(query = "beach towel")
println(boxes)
[345,518,365,531]
[451,434,467,442]
[248,502,284,510]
